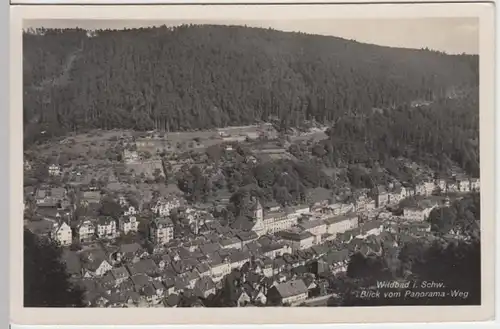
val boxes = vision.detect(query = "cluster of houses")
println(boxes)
[249,175,480,248]
[24,160,480,307]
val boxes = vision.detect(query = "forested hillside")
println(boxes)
[23,24,478,145]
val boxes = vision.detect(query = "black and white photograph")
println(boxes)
[11,2,495,325]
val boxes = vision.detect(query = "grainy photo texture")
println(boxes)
[22,18,481,309]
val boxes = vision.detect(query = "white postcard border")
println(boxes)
[10,2,496,325]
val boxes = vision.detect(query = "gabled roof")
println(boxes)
[120,243,144,255]
[195,276,216,292]
[81,248,108,271]
[25,219,55,236]
[325,213,358,225]
[361,220,383,232]
[152,280,165,290]
[229,250,251,264]
[299,219,326,230]
[82,191,101,200]
[311,244,329,257]
[180,270,200,282]
[142,284,156,297]
[127,259,159,276]
[111,266,129,280]
[278,230,314,242]
[195,262,211,274]
[220,237,242,247]
[231,216,255,231]
[171,259,193,274]
[261,240,284,252]
[164,294,180,307]
[236,231,258,242]
[151,217,173,228]
[97,216,115,226]
[274,279,308,298]
[51,187,67,199]
[243,241,262,255]
[323,249,350,264]
[130,273,151,289]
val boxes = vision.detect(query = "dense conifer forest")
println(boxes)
[23,24,480,176]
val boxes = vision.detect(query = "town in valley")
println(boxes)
[22,23,481,308]
[23,124,481,308]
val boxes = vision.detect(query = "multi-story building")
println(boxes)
[278,229,315,252]
[457,176,471,192]
[123,149,140,164]
[252,200,299,236]
[76,218,96,243]
[371,186,390,208]
[96,217,118,240]
[358,220,384,238]
[388,186,405,205]
[298,219,327,237]
[48,164,61,176]
[208,255,231,282]
[149,217,174,245]
[119,216,139,235]
[435,179,447,193]
[423,181,436,196]
[268,280,309,306]
[324,213,359,236]
[470,178,480,191]
[124,206,137,216]
[151,197,181,217]
[403,202,438,222]
[414,182,428,196]
[51,221,72,246]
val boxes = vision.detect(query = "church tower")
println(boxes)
[254,199,263,222]
[252,198,265,236]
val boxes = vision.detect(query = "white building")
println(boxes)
[323,202,354,216]
[76,219,95,243]
[123,150,139,164]
[124,206,137,216]
[271,280,309,306]
[118,195,129,207]
[298,219,327,237]
[51,221,72,246]
[209,257,231,282]
[120,216,139,235]
[262,243,291,260]
[388,186,406,205]
[447,181,459,192]
[358,220,384,238]
[457,177,471,192]
[324,214,359,236]
[435,179,447,193]
[423,182,436,196]
[470,178,480,191]
[403,204,438,222]
[415,183,427,196]
[149,217,174,245]
[252,201,299,236]
[278,230,315,252]
[219,237,243,250]
[96,217,118,240]
[152,197,181,217]
[48,164,61,176]
[289,205,311,216]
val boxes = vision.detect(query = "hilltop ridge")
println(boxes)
[23,24,478,143]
